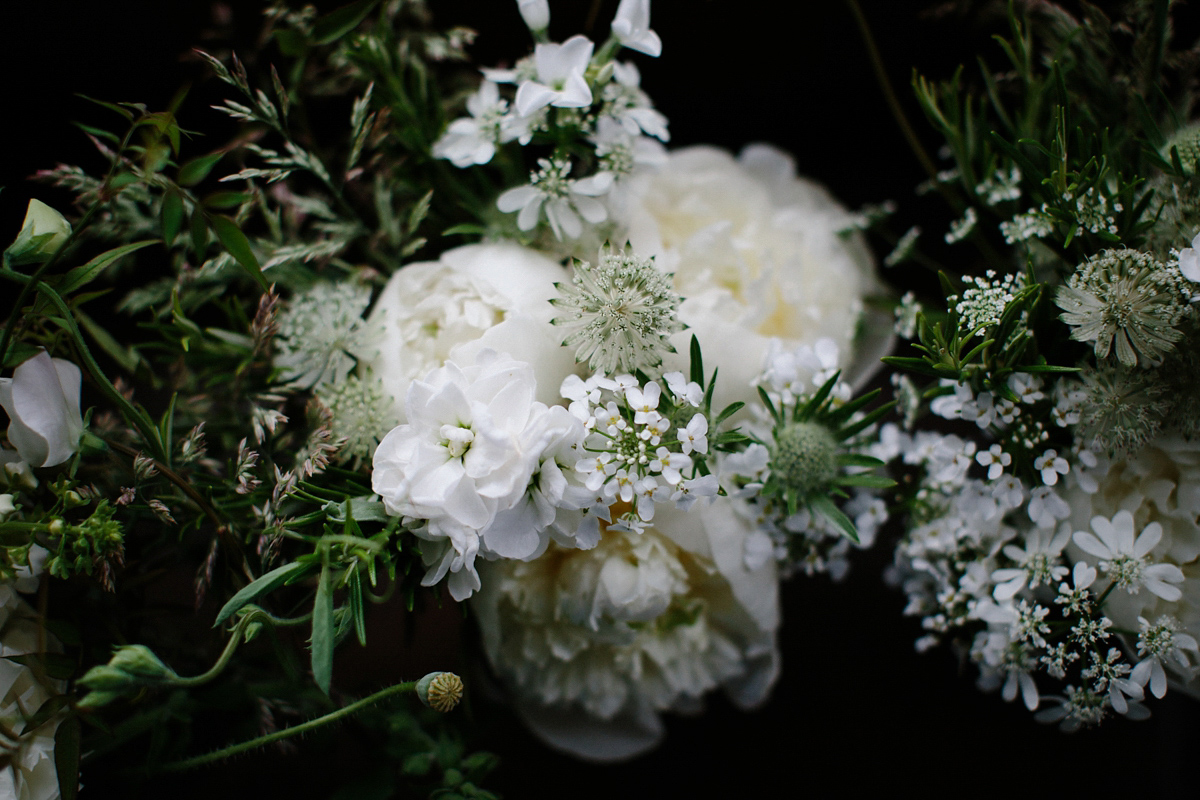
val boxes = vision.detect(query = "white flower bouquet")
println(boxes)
[2,0,1199,796]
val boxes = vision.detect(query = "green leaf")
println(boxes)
[348,567,367,647]
[178,152,225,187]
[4,653,77,681]
[1017,364,1081,374]
[809,493,859,544]
[57,240,158,295]
[209,214,269,291]
[834,474,897,489]
[189,208,209,257]
[312,0,381,45]
[161,190,183,245]
[441,223,487,238]
[75,308,141,373]
[55,716,81,800]
[836,453,886,468]
[689,335,704,388]
[324,496,390,524]
[75,94,133,120]
[311,558,334,695]
[203,191,253,210]
[275,28,309,56]
[214,562,312,627]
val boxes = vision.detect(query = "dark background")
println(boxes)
[3,1,1200,798]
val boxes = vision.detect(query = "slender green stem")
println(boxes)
[155,679,418,772]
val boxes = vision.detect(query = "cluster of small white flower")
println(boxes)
[434,0,668,242]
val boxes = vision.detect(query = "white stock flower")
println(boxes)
[472,498,779,761]
[0,351,84,468]
[611,0,661,57]
[372,350,551,601]
[514,35,594,117]
[614,144,890,413]
[361,243,578,425]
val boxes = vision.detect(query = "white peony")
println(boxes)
[1062,435,1200,692]
[613,144,891,409]
[362,243,579,426]
[0,351,84,469]
[472,496,779,761]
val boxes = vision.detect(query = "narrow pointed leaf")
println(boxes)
[214,562,311,626]
[311,560,334,694]
[210,214,268,291]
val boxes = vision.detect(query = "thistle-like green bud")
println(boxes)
[771,422,838,496]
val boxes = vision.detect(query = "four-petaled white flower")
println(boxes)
[497,157,613,240]
[432,81,513,167]
[975,443,1011,480]
[611,0,661,57]
[678,413,708,455]
[1033,448,1069,485]
[1072,510,1185,601]
[514,35,595,117]
[0,351,84,469]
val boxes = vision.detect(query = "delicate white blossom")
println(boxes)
[0,351,83,468]
[514,35,595,117]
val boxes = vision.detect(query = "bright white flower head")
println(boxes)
[0,351,84,468]
[497,157,614,240]
[514,35,595,117]
[471,499,778,761]
[362,244,578,424]
[615,145,890,413]
[601,62,669,142]
[1072,509,1184,601]
[372,350,549,600]
[991,526,1071,601]
[432,81,513,167]
[611,0,661,57]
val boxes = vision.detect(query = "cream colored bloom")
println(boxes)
[7,200,71,265]
[472,497,779,761]
[362,244,578,426]
[0,351,84,468]
[614,144,891,410]
[1063,435,1200,692]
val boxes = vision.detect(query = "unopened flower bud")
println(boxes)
[79,644,179,692]
[516,0,549,32]
[6,199,72,266]
[415,671,463,712]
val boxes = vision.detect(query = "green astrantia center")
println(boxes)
[771,422,838,496]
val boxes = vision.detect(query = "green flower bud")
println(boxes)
[6,199,72,266]
[771,422,838,496]
[415,671,463,713]
[79,644,178,691]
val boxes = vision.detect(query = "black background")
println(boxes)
[2,1,1199,798]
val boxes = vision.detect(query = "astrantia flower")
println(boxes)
[1071,510,1184,601]
[0,351,84,469]
[497,157,614,240]
[275,282,374,389]
[1075,365,1168,457]
[472,499,779,761]
[514,35,594,117]
[1055,249,1190,368]
[550,248,684,374]
[315,373,392,464]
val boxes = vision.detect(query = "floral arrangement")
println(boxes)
[2,0,1200,796]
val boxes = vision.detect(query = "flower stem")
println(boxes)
[154,679,419,773]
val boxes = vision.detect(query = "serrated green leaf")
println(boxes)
[178,152,225,187]
[214,562,311,626]
[209,214,268,291]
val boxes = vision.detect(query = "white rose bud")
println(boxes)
[0,351,85,468]
[6,199,72,266]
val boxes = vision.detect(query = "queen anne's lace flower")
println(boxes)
[1072,509,1184,601]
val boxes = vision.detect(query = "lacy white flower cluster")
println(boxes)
[886,365,1200,730]
[433,0,668,242]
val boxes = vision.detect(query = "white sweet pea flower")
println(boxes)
[1072,510,1184,601]
[611,0,661,57]
[514,35,594,117]
[0,351,84,468]
[6,199,71,266]
[497,157,613,240]
[516,0,549,33]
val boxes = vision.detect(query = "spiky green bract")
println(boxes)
[759,372,895,543]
